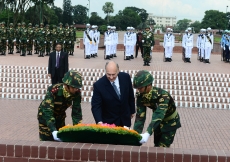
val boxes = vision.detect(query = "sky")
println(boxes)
[54,0,230,22]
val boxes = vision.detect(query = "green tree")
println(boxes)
[51,6,63,23]
[125,7,148,23]
[72,5,88,24]
[201,10,226,30]
[89,12,106,26]
[63,0,72,25]
[102,2,114,24]
[176,19,192,31]
[190,21,201,33]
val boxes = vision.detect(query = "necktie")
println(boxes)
[56,52,60,68]
[112,82,120,99]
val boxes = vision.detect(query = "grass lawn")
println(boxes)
[214,36,221,43]
[76,31,83,38]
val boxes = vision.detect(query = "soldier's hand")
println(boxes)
[97,121,103,125]
[139,132,150,144]
[52,131,62,142]
[47,74,51,78]
[142,40,144,43]
[151,46,153,50]
[27,40,29,42]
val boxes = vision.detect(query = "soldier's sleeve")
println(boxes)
[71,93,82,125]
[133,96,147,134]
[40,87,56,132]
[146,92,170,135]
[151,33,155,46]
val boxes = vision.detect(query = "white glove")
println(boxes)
[123,126,130,130]
[6,40,8,42]
[69,41,71,43]
[224,47,226,50]
[139,132,150,144]
[221,46,223,49]
[13,39,16,42]
[52,131,62,142]
[56,40,58,43]
[27,40,29,42]
[64,41,65,43]
[228,47,230,50]
[33,39,35,42]
[98,121,103,124]
[151,46,153,50]
[124,44,126,47]
[50,41,52,43]
[142,40,144,43]
[44,41,46,44]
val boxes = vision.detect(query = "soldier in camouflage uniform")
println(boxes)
[51,25,58,51]
[7,23,15,54]
[142,26,155,66]
[15,23,21,53]
[133,70,181,147]
[37,70,83,141]
[37,23,46,57]
[45,24,52,56]
[64,23,71,54]
[34,24,40,54]
[27,23,34,55]
[20,22,28,56]
[0,22,7,55]
[69,25,76,55]
[57,23,65,51]
[0,22,2,54]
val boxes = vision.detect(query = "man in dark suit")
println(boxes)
[136,29,143,58]
[48,43,69,84]
[91,61,135,127]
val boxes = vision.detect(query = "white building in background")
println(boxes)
[148,13,177,27]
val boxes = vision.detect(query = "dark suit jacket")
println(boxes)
[136,32,143,45]
[48,51,68,78]
[91,72,135,127]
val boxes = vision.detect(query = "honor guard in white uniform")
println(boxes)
[94,25,100,57]
[163,28,174,62]
[183,27,193,63]
[170,29,175,60]
[104,26,113,60]
[197,29,206,62]
[90,25,96,58]
[111,26,118,57]
[204,27,214,63]
[130,27,136,59]
[124,27,133,60]
[182,29,188,59]
[83,24,93,59]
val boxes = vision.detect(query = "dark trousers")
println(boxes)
[225,45,230,60]
[51,68,63,85]
[136,43,143,57]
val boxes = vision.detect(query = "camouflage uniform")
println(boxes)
[133,70,181,147]
[64,24,71,54]
[45,24,52,56]
[27,23,34,55]
[15,23,21,53]
[69,25,76,55]
[34,24,40,54]
[57,23,65,50]
[7,23,15,54]
[51,25,58,51]
[37,23,46,57]
[20,22,28,56]
[0,22,7,55]
[37,70,83,141]
[142,26,155,66]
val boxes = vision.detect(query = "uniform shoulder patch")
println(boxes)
[50,83,62,94]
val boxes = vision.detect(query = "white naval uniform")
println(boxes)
[95,30,100,54]
[83,29,93,56]
[183,33,193,58]
[204,33,214,60]
[197,34,205,58]
[112,31,118,54]
[163,33,174,58]
[131,32,136,56]
[104,30,113,56]
[124,32,133,57]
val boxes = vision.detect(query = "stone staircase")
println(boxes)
[0,65,229,109]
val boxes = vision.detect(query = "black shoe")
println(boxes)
[141,54,143,58]
[45,53,49,56]
[113,54,117,57]
[106,56,110,60]
[110,55,113,58]
[200,58,203,62]
[16,51,20,53]
[169,58,172,62]
[143,62,146,66]
[130,55,134,59]
[188,58,191,63]
[21,53,26,56]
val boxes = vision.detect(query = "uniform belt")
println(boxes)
[163,111,178,121]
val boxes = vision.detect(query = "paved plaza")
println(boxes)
[0,48,230,151]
